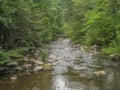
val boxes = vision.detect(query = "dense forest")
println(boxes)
[0,0,120,64]
[0,0,64,64]
[63,0,120,54]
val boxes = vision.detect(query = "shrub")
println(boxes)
[41,49,48,63]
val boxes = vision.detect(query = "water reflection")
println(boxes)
[0,72,53,90]
[52,75,88,90]
[51,67,120,90]
[52,75,67,90]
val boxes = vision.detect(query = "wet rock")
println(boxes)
[73,65,87,71]
[51,63,56,66]
[110,54,120,62]
[0,66,6,71]
[43,63,53,71]
[10,76,17,80]
[14,67,23,71]
[23,64,32,69]
[54,66,67,74]
[34,51,40,60]
[93,70,106,77]
[57,57,63,61]
[7,62,18,67]
[33,60,44,66]
[33,66,43,72]
[48,54,57,60]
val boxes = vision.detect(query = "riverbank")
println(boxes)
[0,38,120,90]
[0,38,119,80]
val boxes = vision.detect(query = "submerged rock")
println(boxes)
[43,63,53,71]
[33,60,44,66]
[48,54,57,60]
[7,62,18,67]
[57,57,63,61]
[93,70,107,77]
[33,66,43,72]
[23,64,32,69]
[110,54,120,62]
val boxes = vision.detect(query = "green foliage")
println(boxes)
[40,49,48,63]
[0,0,64,64]
[0,48,11,64]
[63,0,120,54]
[2,0,120,64]
[102,46,120,54]
[7,48,29,59]
[0,47,30,64]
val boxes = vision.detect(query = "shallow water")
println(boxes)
[0,39,120,90]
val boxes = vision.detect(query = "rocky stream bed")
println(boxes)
[0,38,120,90]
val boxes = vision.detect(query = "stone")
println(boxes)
[23,64,32,69]
[33,60,44,66]
[57,57,63,61]
[0,66,5,71]
[48,54,57,60]
[51,63,56,66]
[33,66,43,72]
[43,63,53,71]
[10,76,17,80]
[14,67,23,71]
[34,52,40,60]
[93,70,107,77]
[110,54,120,62]
[7,62,18,67]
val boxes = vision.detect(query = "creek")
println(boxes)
[0,39,120,90]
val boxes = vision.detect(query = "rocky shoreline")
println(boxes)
[0,40,120,80]
[0,50,54,80]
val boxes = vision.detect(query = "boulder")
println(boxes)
[110,54,120,62]
[23,64,32,69]
[7,62,18,67]
[48,54,57,60]
[33,60,44,66]
[10,76,17,80]
[14,67,23,71]
[57,57,63,61]
[93,70,106,77]
[0,66,6,71]
[43,63,53,71]
[33,66,43,72]
[34,51,40,60]
[51,63,56,66]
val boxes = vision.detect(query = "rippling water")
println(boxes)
[0,39,120,90]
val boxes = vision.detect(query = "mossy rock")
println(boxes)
[43,63,54,71]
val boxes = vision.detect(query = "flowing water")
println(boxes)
[0,39,120,90]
